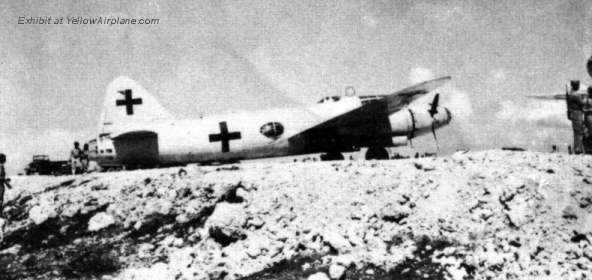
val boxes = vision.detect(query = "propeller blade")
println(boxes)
[428,93,440,117]
[431,122,439,152]
[428,97,440,152]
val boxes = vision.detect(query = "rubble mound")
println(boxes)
[1,150,592,279]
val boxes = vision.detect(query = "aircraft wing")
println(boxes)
[385,76,451,114]
[526,94,566,100]
[287,76,451,151]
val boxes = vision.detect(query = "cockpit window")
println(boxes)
[260,122,284,139]
[317,96,341,103]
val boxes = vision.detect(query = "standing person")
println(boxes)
[582,87,592,154]
[0,153,12,218]
[566,81,585,154]
[70,142,82,175]
[81,143,90,173]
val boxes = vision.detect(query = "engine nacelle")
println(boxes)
[388,106,451,139]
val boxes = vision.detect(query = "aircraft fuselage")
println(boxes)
[110,96,451,166]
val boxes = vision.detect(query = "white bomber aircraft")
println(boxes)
[97,76,452,167]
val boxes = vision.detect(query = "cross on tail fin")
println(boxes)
[99,76,173,133]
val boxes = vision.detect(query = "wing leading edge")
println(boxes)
[385,76,451,114]
[287,76,451,152]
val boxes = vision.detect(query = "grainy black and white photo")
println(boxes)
[1,0,592,279]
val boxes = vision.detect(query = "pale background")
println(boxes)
[1,0,591,174]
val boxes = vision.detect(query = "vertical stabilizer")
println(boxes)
[99,76,173,133]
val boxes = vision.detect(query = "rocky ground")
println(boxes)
[1,150,592,280]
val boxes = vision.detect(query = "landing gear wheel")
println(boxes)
[365,146,389,160]
[320,151,344,161]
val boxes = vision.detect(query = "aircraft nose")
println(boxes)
[434,107,452,126]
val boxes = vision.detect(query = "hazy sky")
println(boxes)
[1,0,591,173]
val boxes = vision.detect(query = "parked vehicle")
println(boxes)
[24,155,70,175]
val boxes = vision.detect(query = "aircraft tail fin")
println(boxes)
[99,76,173,133]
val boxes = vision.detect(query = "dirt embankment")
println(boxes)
[1,150,591,280]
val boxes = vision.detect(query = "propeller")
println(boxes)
[406,109,416,147]
[431,121,439,152]
[428,93,440,152]
[428,93,440,117]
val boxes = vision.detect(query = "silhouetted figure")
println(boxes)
[81,143,90,173]
[566,80,585,154]
[567,56,592,155]
[70,142,83,174]
[583,87,592,154]
[0,153,13,218]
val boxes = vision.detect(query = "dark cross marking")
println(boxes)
[115,89,143,115]
[209,121,241,153]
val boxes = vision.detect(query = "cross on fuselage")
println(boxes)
[116,89,143,115]
[209,121,241,153]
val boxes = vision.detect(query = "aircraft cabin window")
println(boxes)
[318,96,342,103]
[100,150,104,154]
[260,122,284,139]
[106,149,113,153]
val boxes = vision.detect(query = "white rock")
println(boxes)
[145,200,173,216]
[175,213,190,224]
[8,150,592,280]
[580,214,592,233]
[117,262,174,280]
[323,231,351,253]
[247,216,265,228]
[332,254,356,267]
[0,244,21,255]
[379,203,409,224]
[137,243,155,259]
[504,196,532,228]
[446,264,467,280]
[244,233,270,258]
[329,264,346,279]
[88,212,115,231]
[172,237,184,248]
[206,202,247,242]
[308,272,330,280]
[28,204,57,225]
[236,187,250,201]
[161,235,176,247]
[0,218,5,242]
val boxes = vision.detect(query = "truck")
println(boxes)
[24,155,71,176]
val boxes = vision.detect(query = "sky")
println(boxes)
[1,0,591,174]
